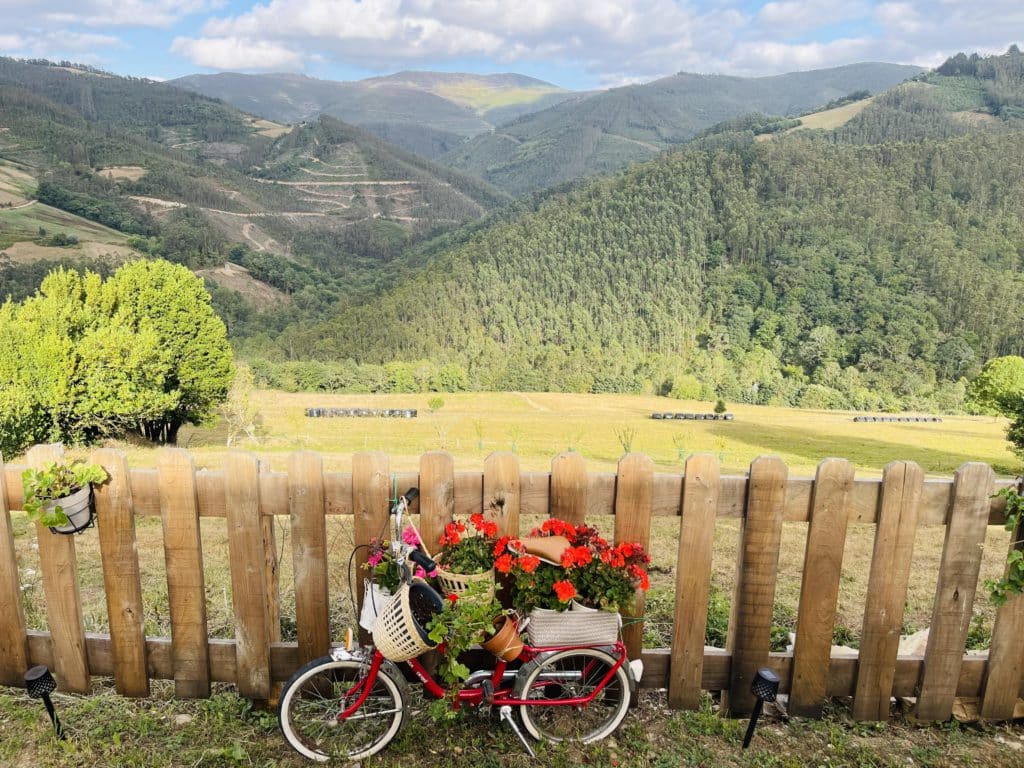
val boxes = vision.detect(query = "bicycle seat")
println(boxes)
[513,535,571,565]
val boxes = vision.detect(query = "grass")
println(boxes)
[790,98,875,133]
[3,684,1023,768]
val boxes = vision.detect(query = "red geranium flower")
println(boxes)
[446,593,458,603]
[519,554,540,574]
[495,553,514,574]
[552,580,576,602]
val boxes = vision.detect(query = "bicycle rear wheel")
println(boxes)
[517,647,631,744]
[279,656,407,762]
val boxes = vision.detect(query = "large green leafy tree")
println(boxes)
[0,260,232,456]
[967,356,1024,415]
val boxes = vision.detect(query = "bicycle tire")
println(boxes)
[516,647,631,744]
[279,656,407,762]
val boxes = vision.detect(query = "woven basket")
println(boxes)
[526,605,621,647]
[435,566,495,600]
[372,579,443,661]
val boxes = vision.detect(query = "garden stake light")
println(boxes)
[742,667,779,749]
[24,665,65,738]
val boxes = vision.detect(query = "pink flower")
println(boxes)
[367,550,384,567]
[402,526,421,546]
[414,565,426,579]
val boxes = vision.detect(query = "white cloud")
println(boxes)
[0,1,223,29]
[170,36,304,70]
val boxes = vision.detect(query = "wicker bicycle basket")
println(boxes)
[372,578,444,661]
[434,566,495,600]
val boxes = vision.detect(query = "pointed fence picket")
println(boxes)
[0,446,1021,722]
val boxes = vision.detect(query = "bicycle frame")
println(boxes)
[337,638,628,722]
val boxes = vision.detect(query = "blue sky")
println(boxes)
[0,1,1020,88]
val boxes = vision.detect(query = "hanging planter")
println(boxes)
[481,615,524,661]
[21,461,107,536]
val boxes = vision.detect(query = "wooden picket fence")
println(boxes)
[1,444,1023,722]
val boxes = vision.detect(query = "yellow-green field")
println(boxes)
[153,390,1017,478]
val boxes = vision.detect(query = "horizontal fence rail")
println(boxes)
[1,445,1022,723]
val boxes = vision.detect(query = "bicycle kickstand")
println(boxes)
[498,705,536,758]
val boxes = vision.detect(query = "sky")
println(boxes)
[0,1,1021,89]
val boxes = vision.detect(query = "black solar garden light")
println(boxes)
[24,665,65,738]
[742,667,779,749]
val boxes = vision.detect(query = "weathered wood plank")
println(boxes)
[853,461,924,721]
[917,462,995,721]
[158,448,210,698]
[419,452,455,560]
[668,454,720,709]
[352,453,390,644]
[454,471,483,519]
[92,448,149,697]
[980,508,1024,720]
[225,452,272,699]
[28,444,90,693]
[614,453,654,664]
[550,452,587,526]
[0,452,29,687]
[726,456,787,716]
[790,458,855,717]
[483,453,521,538]
[288,452,329,667]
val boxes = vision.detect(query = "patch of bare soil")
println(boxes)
[97,166,147,181]
[197,261,289,306]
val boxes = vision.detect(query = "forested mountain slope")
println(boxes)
[440,62,922,195]
[0,58,507,309]
[267,131,1024,410]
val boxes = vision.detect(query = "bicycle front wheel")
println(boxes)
[517,647,631,744]
[279,656,407,762]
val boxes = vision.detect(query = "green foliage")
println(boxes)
[425,580,504,693]
[966,356,1024,415]
[669,374,702,400]
[21,460,107,527]
[427,396,445,412]
[986,486,1024,606]
[714,399,727,414]
[0,260,232,453]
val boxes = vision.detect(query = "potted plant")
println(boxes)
[434,512,501,599]
[362,526,434,631]
[425,580,514,716]
[501,518,651,645]
[21,460,108,534]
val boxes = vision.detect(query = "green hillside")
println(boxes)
[833,47,1024,143]
[441,62,922,195]
[258,129,1024,412]
[0,58,507,309]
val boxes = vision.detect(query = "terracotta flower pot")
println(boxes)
[481,616,523,661]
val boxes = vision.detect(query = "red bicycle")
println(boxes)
[278,489,642,762]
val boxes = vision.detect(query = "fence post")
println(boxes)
[916,462,994,721]
[614,453,654,664]
[419,452,455,559]
[668,453,719,709]
[790,458,854,717]
[28,444,90,693]
[551,452,588,527]
[484,452,520,538]
[158,447,210,698]
[288,451,329,666]
[92,448,149,697]
[980,505,1024,719]
[726,455,787,716]
[0,451,30,687]
[353,452,390,645]
[225,451,272,699]
[853,461,923,721]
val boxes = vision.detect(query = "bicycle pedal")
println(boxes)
[499,706,536,758]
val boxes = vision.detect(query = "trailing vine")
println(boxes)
[986,484,1024,606]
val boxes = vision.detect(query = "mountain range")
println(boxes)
[3,47,1024,410]
[177,63,922,194]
